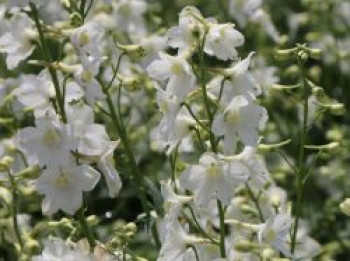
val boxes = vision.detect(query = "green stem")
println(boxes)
[7,171,23,249]
[217,200,226,258]
[245,183,264,222]
[291,62,309,254]
[198,34,217,153]
[30,3,67,123]
[76,207,96,248]
[198,33,226,257]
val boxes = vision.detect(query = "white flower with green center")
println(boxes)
[70,21,104,59]
[258,213,293,258]
[0,12,36,69]
[167,6,204,54]
[204,22,245,61]
[16,113,73,168]
[13,70,55,114]
[35,161,100,215]
[147,52,195,103]
[180,153,248,207]
[212,96,268,155]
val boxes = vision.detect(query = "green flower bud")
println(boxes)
[274,48,296,61]
[70,12,83,27]
[298,50,309,64]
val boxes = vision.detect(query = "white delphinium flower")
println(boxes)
[155,107,196,154]
[148,52,196,103]
[16,111,73,168]
[161,180,192,213]
[70,21,104,59]
[35,160,100,215]
[14,70,84,115]
[208,53,261,104]
[212,96,268,155]
[158,219,208,261]
[0,12,36,69]
[66,103,122,198]
[168,6,204,54]
[136,34,167,67]
[229,0,262,27]
[180,153,248,207]
[97,141,122,198]
[257,213,293,258]
[112,0,147,35]
[204,21,244,61]
[235,146,271,189]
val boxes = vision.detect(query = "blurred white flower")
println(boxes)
[35,161,100,215]
[0,12,36,69]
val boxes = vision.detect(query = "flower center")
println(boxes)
[265,229,276,243]
[44,128,61,147]
[171,62,184,75]
[207,163,221,177]
[79,32,90,47]
[81,70,93,83]
[54,172,69,187]
[224,109,240,124]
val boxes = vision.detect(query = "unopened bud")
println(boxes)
[329,103,345,116]
[298,50,309,64]
[124,222,137,234]
[235,240,259,252]
[274,48,296,61]
[87,215,99,226]
[312,87,326,102]
[23,238,40,255]
[308,48,322,60]
[117,43,145,57]
[70,12,83,27]
[304,142,339,151]
[0,156,14,171]
[258,139,291,152]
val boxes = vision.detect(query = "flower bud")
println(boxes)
[234,240,259,252]
[117,43,145,57]
[298,50,309,64]
[0,156,14,171]
[87,215,99,226]
[308,48,322,60]
[23,238,40,255]
[124,222,137,234]
[70,12,83,27]
[274,48,296,61]
[329,103,345,116]
[312,87,326,102]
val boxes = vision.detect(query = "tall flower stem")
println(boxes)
[29,3,67,123]
[198,33,226,257]
[76,207,96,248]
[291,59,309,253]
[7,171,23,250]
[99,55,151,222]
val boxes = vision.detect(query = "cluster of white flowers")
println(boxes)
[147,6,320,261]
[0,0,346,260]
